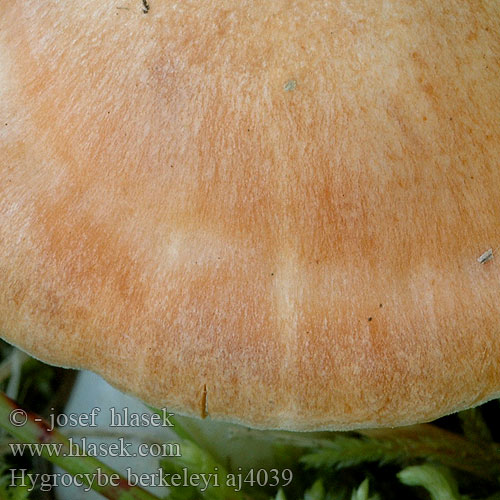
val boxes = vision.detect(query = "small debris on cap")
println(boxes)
[477,248,494,264]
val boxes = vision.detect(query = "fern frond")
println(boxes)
[300,435,403,470]
[300,424,500,482]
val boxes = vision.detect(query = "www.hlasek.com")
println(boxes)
[11,467,294,493]
[10,438,181,458]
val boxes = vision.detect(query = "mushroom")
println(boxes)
[1,1,500,432]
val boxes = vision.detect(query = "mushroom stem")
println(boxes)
[149,407,251,500]
[0,349,28,388]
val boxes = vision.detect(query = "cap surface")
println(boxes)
[1,0,500,430]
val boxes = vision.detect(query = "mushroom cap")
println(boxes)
[1,1,500,431]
